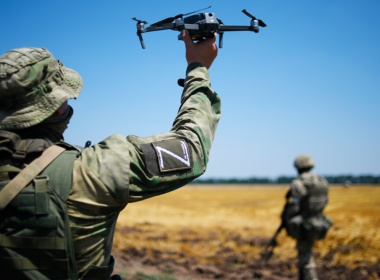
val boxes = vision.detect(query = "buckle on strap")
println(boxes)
[33,175,49,186]
[12,140,34,165]
[12,150,27,161]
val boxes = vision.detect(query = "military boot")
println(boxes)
[299,267,318,280]
[299,256,318,280]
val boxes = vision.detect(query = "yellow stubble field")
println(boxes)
[113,185,380,269]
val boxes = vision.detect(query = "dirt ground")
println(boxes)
[112,185,380,280]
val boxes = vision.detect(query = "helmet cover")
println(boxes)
[0,47,82,129]
[294,154,315,169]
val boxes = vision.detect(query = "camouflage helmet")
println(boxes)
[0,47,83,130]
[294,154,315,169]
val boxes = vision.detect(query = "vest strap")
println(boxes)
[0,233,66,250]
[0,165,22,173]
[0,145,65,211]
[35,175,49,215]
[0,130,21,149]
[0,257,68,270]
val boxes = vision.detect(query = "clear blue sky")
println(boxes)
[1,0,379,178]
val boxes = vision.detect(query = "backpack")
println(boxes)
[0,130,87,279]
[285,173,333,241]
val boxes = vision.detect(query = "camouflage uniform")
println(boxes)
[282,155,332,280]
[67,62,220,275]
[0,48,221,278]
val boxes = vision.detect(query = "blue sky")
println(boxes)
[1,0,379,178]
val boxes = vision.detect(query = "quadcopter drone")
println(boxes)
[132,7,266,49]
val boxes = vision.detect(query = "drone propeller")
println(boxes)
[150,6,211,26]
[242,9,266,27]
[132,17,148,24]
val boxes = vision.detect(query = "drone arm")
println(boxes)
[140,23,177,33]
[141,23,200,33]
[218,25,259,33]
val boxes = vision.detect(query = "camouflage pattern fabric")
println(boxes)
[297,240,318,280]
[0,47,82,130]
[284,171,331,280]
[66,63,221,274]
[294,154,314,169]
[290,172,329,217]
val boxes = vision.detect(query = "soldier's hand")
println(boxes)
[182,30,218,69]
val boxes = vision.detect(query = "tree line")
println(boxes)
[191,175,380,185]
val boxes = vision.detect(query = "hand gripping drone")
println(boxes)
[132,7,266,49]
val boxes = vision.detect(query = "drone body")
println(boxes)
[132,7,266,49]
[179,13,219,41]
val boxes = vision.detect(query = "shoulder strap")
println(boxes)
[0,130,22,149]
[0,145,65,211]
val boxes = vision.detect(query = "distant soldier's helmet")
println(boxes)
[0,47,83,130]
[294,154,315,169]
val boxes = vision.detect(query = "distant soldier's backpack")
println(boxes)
[286,173,333,240]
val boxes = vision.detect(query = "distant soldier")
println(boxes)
[281,155,333,280]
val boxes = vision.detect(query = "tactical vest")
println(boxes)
[285,172,332,240]
[0,130,115,280]
[298,173,329,218]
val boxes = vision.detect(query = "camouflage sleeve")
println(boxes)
[126,62,221,202]
[319,175,329,188]
[282,179,307,222]
[66,63,220,272]
[289,178,307,201]
[69,63,220,207]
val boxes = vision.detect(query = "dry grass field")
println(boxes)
[113,185,380,279]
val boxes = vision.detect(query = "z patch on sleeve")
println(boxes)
[140,139,193,176]
[153,140,192,172]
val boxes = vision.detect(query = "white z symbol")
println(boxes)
[155,141,190,169]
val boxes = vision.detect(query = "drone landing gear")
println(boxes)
[137,32,145,49]
[218,32,224,48]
